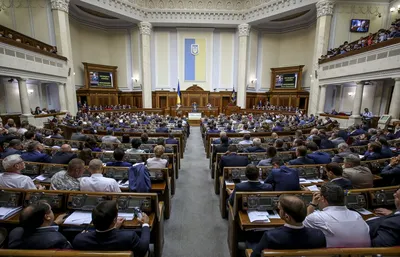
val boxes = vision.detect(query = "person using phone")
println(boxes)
[8,201,71,249]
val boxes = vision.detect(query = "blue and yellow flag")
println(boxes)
[177,81,182,105]
[184,38,206,81]
[231,88,236,103]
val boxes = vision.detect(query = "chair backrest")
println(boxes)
[0,249,133,257]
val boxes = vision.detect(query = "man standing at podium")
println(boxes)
[192,102,198,112]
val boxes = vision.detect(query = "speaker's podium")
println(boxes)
[188,112,202,126]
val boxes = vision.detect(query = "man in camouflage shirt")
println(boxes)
[50,158,85,191]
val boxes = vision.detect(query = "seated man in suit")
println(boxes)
[1,139,23,158]
[228,164,272,205]
[313,134,334,150]
[288,146,315,165]
[264,160,300,191]
[101,130,121,144]
[71,126,88,141]
[73,200,150,257]
[332,142,353,163]
[306,142,331,164]
[329,132,345,148]
[363,142,382,161]
[245,138,266,153]
[219,145,249,175]
[342,155,373,189]
[8,201,71,249]
[213,135,230,160]
[304,183,370,247]
[81,159,121,192]
[21,141,52,163]
[155,122,169,133]
[352,133,370,146]
[251,195,326,256]
[367,187,400,247]
[274,139,287,152]
[325,162,353,189]
[106,148,132,167]
[51,144,77,165]
[50,127,64,139]
[0,154,43,189]
[380,155,400,186]
[165,133,178,145]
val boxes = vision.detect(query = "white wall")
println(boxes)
[260,24,316,91]
[46,84,60,111]
[0,0,53,44]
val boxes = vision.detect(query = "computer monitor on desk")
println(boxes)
[345,193,367,209]
[68,194,112,211]
[0,189,23,208]
[370,189,396,208]
[242,194,278,211]
[25,191,65,210]
[116,196,152,212]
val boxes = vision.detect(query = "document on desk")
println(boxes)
[34,174,49,181]
[248,211,270,223]
[307,185,320,191]
[0,206,22,220]
[118,212,135,220]
[268,210,280,219]
[355,208,373,215]
[64,211,92,225]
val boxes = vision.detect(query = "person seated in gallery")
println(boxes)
[315,131,335,149]
[228,164,272,206]
[21,141,52,163]
[258,147,281,166]
[250,195,326,257]
[377,137,394,158]
[106,148,132,167]
[156,122,169,133]
[8,201,71,249]
[331,143,353,163]
[166,133,179,145]
[51,144,78,165]
[207,124,220,134]
[325,163,353,190]
[331,109,339,115]
[219,145,249,174]
[1,139,23,158]
[50,128,64,139]
[244,138,266,153]
[238,124,251,134]
[172,122,184,131]
[274,139,287,152]
[288,146,315,165]
[239,133,252,145]
[329,132,345,148]
[264,159,300,191]
[362,142,383,161]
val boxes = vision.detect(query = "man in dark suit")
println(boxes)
[367,188,400,247]
[313,135,334,150]
[219,145,249,176]
[165,134,178,145]
[363,142,382,161]
[228,164,272,205]
[73,200,150,257]
[21,141,51,163]
[71,127,88,141]
[1,139,23,158]
[213,135,230,160]
[245,138,267,153]
[50,128,64,139]
[274,139,287,152]
[106,148,132,167]
[352,133,369,146]
[264,161,300,191]
[156,123,169,133]
[325,162,352,189]
[306,142,331,164]
[380,156,400,186]
[288,146,315,165]
[51,144,77,164]
[251,195,326,256]
[8,201,71,249]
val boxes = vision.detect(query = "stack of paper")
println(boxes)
[248,211,270,223]
[34,174,49,181]
[307,185,320,191]
[118,212,135,220]
[0,206,22,220]
[64,211,92,225]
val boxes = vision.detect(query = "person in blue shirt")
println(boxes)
[1,139,23,158]
[288,146,315,165]
[21,141,51,163]
[106,148,132,167]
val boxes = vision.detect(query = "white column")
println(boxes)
[308,0,335,115]
[388,78,400,121]
[0,79,7,115]
[317,85,327,114]
[51,0,77,115]
[139,22,153,108]
[236,24,250,109]
[349,81,364,124]
[17,78,31,115]
[39,83,49,109]
[58,82,67,112]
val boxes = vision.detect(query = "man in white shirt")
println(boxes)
[0,154,43,190]
[304,182,370,248]
[80,159,121,192]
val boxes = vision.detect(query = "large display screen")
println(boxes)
[350,19,370,33]
[90,71,113,87]
[274,73,297,89]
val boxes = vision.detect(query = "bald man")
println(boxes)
[51,144,77,164]
[80,159,121,192]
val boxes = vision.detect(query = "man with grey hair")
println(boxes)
[0,154,43,189]
[21,141,51,163]
[343,154,373,189]
[331,143,353,163]
[80,159,121,192]
[51,144,77,165]
[50,158,85,191]
[245,138,266,153]
[1,139,23,158]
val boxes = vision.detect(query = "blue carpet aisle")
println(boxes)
[162,128,230,257]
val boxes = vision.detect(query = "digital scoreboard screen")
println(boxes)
[90,71,113,87]
[274,73,297,89]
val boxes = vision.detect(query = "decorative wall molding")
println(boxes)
[316,0,335,18]
[139,22,152,35]
[50,0,70,13]
[238,24,250,37]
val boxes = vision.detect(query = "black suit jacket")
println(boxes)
[331,177,353,190]
[245,146,267,153]
[381,164,400,186]
[288,157,315,165]
[251,226,326,257]
[264,166,300,191]
[156,127,169,133]
[51,152,78,164]
[367,213,400,247]
[73,227,150,257]
[229,181,272,205]
[220,154,249,175]
[8,227,72,249]
[213,143,230,159]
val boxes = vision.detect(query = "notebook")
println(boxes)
[0,206,22,220]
